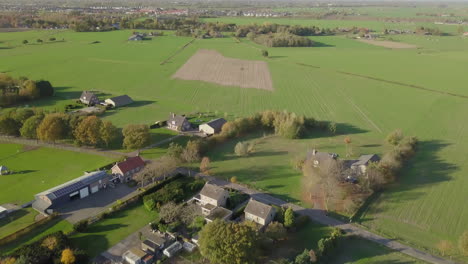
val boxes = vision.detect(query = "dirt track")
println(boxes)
[172,49,274,91]
[358,39,418,49]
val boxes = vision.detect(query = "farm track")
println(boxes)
[160,38,196,65]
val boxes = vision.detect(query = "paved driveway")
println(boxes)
[57,184,138,224]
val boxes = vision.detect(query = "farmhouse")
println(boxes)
[79,91,100,106]
[0,165,10,175]
[32,171,109,214]
[128,33,144,41]
[306,149,338,168]
[122,247,147,264]
[244,199,276,226]
[105,95,134,107]
[167,113,192,132]
[199,118,227,135]
[350,154,380,175]
[111,156,146,182]
[198,183,229,215]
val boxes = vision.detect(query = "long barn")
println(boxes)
[32,171,109,214]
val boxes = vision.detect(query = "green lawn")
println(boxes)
[0,217,73,255]
[1,27,468,260]
[0,143,114,204]
[69,202,158,258]
[0,207,38,239]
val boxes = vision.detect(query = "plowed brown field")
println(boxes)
[172,49,273,91]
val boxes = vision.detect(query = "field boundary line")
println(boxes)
[337,71,468,99]
[160,38,196,65]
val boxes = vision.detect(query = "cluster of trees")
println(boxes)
[0,74,54,107]
[301,129,418,214]
[235,23,333,38]
[0,110,121,147]
[436,230,468,257]
[415,26,444,36]
[142,176,205,211]
[250,32,314,47]
[2,231,87,264]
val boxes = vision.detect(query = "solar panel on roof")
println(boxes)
[52,181,85,198]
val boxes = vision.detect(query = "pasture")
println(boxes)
[1,26,468,260]
[0,143,114,205]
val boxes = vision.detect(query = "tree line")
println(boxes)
[0,74,54,107]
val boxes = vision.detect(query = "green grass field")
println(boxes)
[1,25,468,261]
[0,207,38,239]
[69,202,158,258]
[0,143,114,204]
[0,217,73,255]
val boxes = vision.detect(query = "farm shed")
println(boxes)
[0,206,8,219]
[32,171,109,214]
[123,247,147,264]
[105,95,134,108]
[163,241,182,258]
[128,34,144,41]
[79,91,100,106]
[0,165,10,175]
[244,199,276,226]
[167,113,192,132]
[199,118,227,135]
[111,156,146,182]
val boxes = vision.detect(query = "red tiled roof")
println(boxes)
[116,156,145,174]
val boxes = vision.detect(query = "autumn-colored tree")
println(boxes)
[61,248,76,264]
[230,176,237,183]
[181,140,201,163]
[134,155,178,186]
[100,121,121,147]
[73,115,103,146]
[20,80,40,99]
[344,136,352,157]
[386,129,404,146]
[37,113,68,142]
[122,124,151,149]
[2,257,16,264]
[436,240,453,256]
[159,201,183,223]
[200,157,211,174]
[309,249,317,263]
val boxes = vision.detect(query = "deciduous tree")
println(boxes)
[36,113,68,142]
[436,240,453,256]
[73,115,102,146]
[386,129,404,146]
[61,248,76,264]
[284,207,295,228]
[122,124,151,149]
[200,157,211,174]
[100,121,120,147]
[265,221,287,241]
[199,219,260,264]
[0,116,21,136]
[159,201,183,223]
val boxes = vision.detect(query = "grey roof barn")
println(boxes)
[105,95,134,107]
[199,183,226,201]
[244,199,275,220]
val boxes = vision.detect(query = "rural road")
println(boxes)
[178,169,458,264]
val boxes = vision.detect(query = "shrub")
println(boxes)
[73,220,88,232]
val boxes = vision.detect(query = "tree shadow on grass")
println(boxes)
[86,223,128,233]
[313,41,335,48]
[302,123,368,139]
[0,208,29,224]
[355,140,456,223]
[69,234,110,258]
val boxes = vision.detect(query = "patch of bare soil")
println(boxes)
[172,49,274,91]
[358,39,418,49]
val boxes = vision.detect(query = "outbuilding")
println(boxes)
[122,247,147,264]
[0,165,10,175]
[0,206,8,219]
[32,171,109,214]
[79,91,100,106]
[199,118,227,135]
[167,113,192,132]
[163,241,182,258]
[244,199,276,226]
[104,95,134,108]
